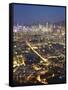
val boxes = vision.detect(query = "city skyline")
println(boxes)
[13,4,65,25]
[10,3,66,86]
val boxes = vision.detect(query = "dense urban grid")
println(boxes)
[13,22,66,85]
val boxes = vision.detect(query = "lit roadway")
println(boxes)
[26,41,48,63]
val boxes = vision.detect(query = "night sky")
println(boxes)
[13,4,65,25]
